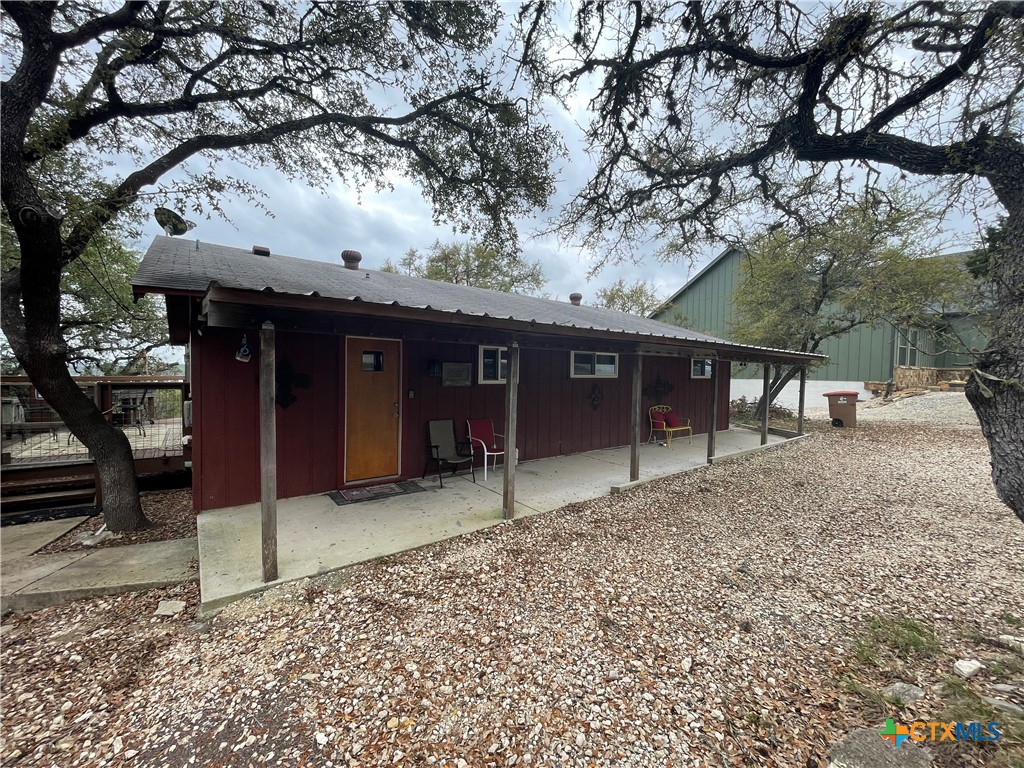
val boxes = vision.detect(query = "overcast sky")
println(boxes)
[132,132,987,313]
[132,126,701,307]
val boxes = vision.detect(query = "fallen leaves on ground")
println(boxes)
[2,423,1021,767]
[36,490,195,555]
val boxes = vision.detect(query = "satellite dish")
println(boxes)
[154,207,197,236]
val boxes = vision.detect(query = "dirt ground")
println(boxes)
[2,422,1022,768]
[35,490,195,555]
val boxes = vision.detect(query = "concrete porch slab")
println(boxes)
[198,428,790,612]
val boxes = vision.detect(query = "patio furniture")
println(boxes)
[466,418,505,481]
[4,388,59,441]
[2,421,61,442]
[104,405,146,437]
[423,420,476,488]
[648,405,692,447]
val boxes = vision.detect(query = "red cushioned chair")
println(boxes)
[648,405,692,448]
[466,418,505,481]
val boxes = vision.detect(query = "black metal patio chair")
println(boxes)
[422,419,476,488]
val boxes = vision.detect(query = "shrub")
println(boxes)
[729,396,795,421]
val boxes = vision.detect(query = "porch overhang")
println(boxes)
[198,285,826,367]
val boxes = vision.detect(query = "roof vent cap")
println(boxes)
[342,250,362,270]
[569,292,583,306]
[252,245,270,257]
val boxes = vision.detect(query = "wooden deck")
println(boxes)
[2,419,182,466]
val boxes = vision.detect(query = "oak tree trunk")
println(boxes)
[1,9,148,532]
[0,229,149,532]
[30,351,146,532]
[966,169,1024,523]
[754,364,801,420]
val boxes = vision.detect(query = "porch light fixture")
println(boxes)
[235,334,251,363]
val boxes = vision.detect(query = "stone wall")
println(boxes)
[893,366,971,389]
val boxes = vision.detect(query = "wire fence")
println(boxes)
[1,382,185,465]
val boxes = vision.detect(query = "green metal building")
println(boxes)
[652,247,987,387]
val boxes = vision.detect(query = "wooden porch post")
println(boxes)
[502,342,520,520]
[707,359,718,464]
[630,353,642,482]
[761,364,770,445]
[797,366,807,436]
[259,321,278,582]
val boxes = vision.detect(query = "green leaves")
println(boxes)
[731,194,978,357]
[58,233,175,374]
[517,1,1023,269]
[594,278,664,316]
[7,2,555,255]
[381,240,548,296]
[1,218,173,375]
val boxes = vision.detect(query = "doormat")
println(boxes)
[327,481,427,506]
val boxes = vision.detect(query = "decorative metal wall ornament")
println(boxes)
[275,358,312,409]
[589,384,604,411]
[642,376,674,400]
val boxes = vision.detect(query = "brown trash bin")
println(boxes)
[822,390,860,428]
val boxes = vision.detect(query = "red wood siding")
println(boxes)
[192,329,259,510]
[640,357,731,435]
[403,342,505,477]
[275,332,338,499]
[192,329,733,510]
[401,346,732,477]
[193,329,337,511]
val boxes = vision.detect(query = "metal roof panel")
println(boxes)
[134,236,826,361]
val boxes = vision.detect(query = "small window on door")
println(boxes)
[361,351,384,372]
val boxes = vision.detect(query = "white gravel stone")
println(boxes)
[858,391,979,426]
[953,659,984,678]
[997,634,1024,653]
[980,696,1024,716]
[153,600,186,617]
[3,419,1021,768]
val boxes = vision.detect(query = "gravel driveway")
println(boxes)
[858,391,981,427]
[803,390,981,428]
[2,421,1022,767]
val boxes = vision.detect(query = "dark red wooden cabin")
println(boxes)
[133,237,821,513]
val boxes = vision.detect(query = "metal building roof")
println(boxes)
[134,236,825,362]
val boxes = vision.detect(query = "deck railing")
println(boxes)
[1,376,187,466]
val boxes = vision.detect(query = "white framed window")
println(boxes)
[897,328,919,367]
[478,346,508,384]
[570,351,619,378]
[690,358,712,379]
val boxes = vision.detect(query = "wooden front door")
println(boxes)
[345,338,401,483]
